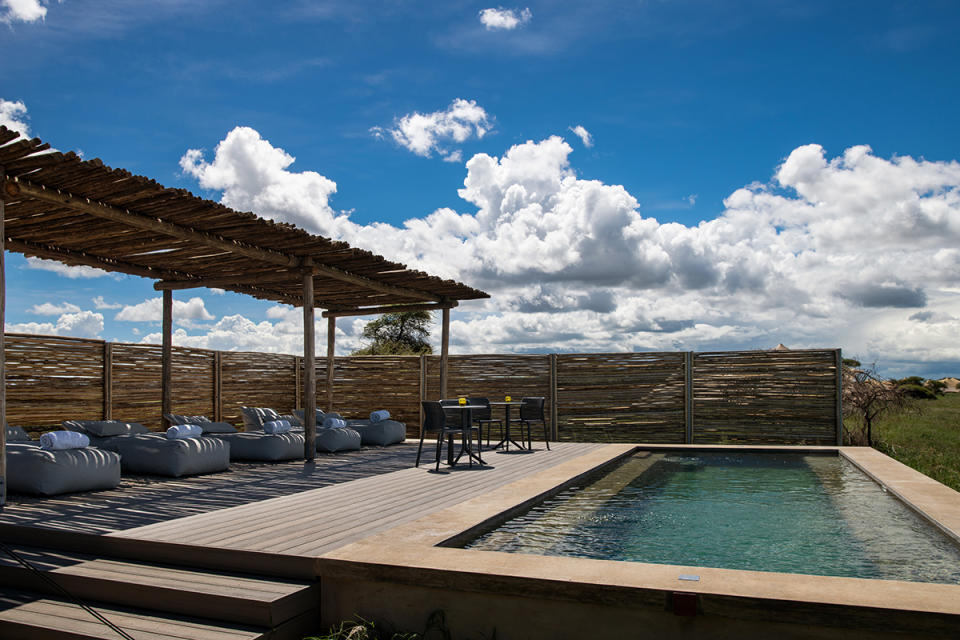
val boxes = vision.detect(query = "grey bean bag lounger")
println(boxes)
[6,443,121,496]
[346,419,406,446]
[63,420,230,478]
[291,409,362,452]
[167,413,304,461]
[4,425,121,496]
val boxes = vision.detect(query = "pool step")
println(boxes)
[0,590,276,640]
[0,543,318,638]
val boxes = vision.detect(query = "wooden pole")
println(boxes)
[161,289,173,428]
[549,353,558,441]
[326,316,335,412]
[684,351,694,444]
[303,265,316,461]
[439,307,450,400]
[1,167,7,506]
[835,348,844,446]
[103,342,113,420]
[213,351,222,423]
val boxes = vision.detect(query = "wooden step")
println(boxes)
[0,545,318,628]
[0,590,269,640]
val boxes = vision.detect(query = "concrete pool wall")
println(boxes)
[317,445,960,639]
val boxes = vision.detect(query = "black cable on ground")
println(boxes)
[0,541,136,640]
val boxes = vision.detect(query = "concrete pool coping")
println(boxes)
[319,444,960,636]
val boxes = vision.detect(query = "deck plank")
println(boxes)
[112,442,604,558]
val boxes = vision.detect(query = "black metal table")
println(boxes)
[443,403,485,466]
[488,400,526,451]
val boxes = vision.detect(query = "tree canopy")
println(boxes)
[351,311,434,355]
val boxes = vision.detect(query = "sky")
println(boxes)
[1,0,959,378]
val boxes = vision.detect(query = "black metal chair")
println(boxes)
[417,401,482,470]
[468,397,502,446]
[510,396,550,451]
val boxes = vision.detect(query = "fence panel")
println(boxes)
[313,356,422,437]
[220,351,297,427]
[556,352,686,443]
[692,349,838,444]
[4,334,104,433]
[111,344,163,428]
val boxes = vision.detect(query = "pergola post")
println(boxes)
[161,289,173,428]
[1,167,7,507]
[326,316,335,412]
[303,263,316,461]
[439,307,450,400]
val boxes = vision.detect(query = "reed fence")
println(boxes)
[3,333,841,445]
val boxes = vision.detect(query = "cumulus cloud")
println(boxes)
[1,0,46,24]
[479,7,531,30]
[181,126,960,374]
[373,99,492,161]
[115,296,215,324]
[0,98,30,136]
[29,301,81,315]
[25,257,111,279]
[6,311,104,339]
[180,126,345,236]
[568,125,593,148]
[92,296,123,310]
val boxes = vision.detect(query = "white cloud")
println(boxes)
[29,301,81,315]
[6,311,104,339]
[1,0,46,24]
[25,257,111,279]
[209,287,226,295]
[92,295,123,310]
[568,125,593,148]
[0,98,30,136]
[479,7,531,31]
[181,126,960,376]
[115,296,215,324]
[180,126,346,237]
[374,98,492,161]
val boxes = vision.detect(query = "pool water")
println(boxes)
[465,452,960,584]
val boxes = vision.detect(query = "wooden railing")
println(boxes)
[4,333,842,445]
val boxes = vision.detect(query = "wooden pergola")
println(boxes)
[0,125,488,504]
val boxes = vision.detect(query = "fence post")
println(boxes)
[294,355,302,411]
[103,342,113,420]
[419,354,426,430]
[684,351,694,444]
[549,353,558,440]
[835,348,843,445]
[213,351,222,422]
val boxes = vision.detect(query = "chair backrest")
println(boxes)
[439,398,464,426]
[421,401,447,433]
[467,397,491,420]
[520,396,545,421]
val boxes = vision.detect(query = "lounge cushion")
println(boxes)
[291,408,342,426]
[6,443,121,496]
[63,420,150,437]
[164,413,212,425]
[315,427,362,453]
[210,431,304,461]
[240,407,280,432]
[347,419,406,446]
[198,421,238,434]
[97,433,230,477]
[5,424,32,442]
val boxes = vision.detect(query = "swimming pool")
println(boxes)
[465,451,960,584]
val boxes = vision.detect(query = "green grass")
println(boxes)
[860,392,960,492]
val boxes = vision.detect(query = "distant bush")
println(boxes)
[926,379,947,395]
[898,384,937,400]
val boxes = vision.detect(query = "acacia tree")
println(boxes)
[351,311,434,355]
[842,362,908,446]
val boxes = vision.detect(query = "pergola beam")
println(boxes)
[161,290,173,429]
[7,177,446,304]
[154,272,298,291]
[1,168,7,506]
[8,239,303,305]
[302,260,316,461]
[6,178,300,268]
[321,301,458,318]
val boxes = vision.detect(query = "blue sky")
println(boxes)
[2,0,959,378]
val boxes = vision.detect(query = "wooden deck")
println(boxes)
[2,442,605,564]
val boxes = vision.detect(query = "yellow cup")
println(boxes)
[458,397,466,405]
[505,395,511,402]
